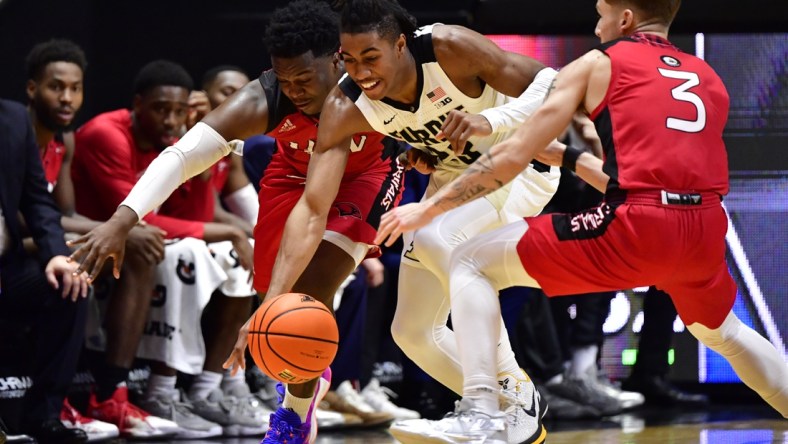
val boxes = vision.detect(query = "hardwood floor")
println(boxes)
[123,405,786,444]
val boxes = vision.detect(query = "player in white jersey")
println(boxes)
[308,1,561,442]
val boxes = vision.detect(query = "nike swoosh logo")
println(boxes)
[383,115,396,125]
[523,391,537,418]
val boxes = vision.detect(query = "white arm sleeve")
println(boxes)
[222,183,259,226]
[121,122,233,219]
[479,67,559,133]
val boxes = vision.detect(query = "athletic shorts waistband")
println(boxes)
[606,189,722,209]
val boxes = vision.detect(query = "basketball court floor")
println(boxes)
[118,403,785,444]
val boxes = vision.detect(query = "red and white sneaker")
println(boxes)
[87,384,179,438]
[61,398,120,442]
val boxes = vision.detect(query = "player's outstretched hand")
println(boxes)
[437,109,493,155]
[67,206,139,282]
[223,317,251,376]
[45,255,90,302]
[374,202,439,247]
[398,149,437,175]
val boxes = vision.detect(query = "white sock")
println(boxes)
[189,370,223,401]
[144,374,177,401]
[464,376,500,415]
[569,344,598,379]
[221,368,248,393]
[283,388,314,422]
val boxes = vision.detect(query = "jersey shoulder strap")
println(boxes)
[258,69,297,133]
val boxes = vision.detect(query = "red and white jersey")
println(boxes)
[41,137,66,192]
[592,33,731,195]
[258,70,404,180]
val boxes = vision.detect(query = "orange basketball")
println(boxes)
[247,293,339,384]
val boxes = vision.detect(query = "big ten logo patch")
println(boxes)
[176,257,196,284]
[151,284,167,308]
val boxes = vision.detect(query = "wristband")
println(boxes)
[562,145,584,172]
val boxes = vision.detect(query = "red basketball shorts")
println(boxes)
[518,190,737,329]
[252,155,404,293]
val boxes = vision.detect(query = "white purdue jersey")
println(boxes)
[339,24,557,209]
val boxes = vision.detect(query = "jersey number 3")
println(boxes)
[658,68,706,133]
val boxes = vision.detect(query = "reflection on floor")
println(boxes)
[118,403,786,444]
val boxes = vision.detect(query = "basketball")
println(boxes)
[247,293,339,384]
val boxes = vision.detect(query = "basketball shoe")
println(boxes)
[262,367,332,444]
[498,372,548,444]
[361,378,421,420]
[87,384,178,438]
[60,398,120,442]
[390,398,507,444]
[138,389,223,439]
[321,380,395,427]
[188,387,268,436]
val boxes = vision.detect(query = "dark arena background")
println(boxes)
[1,0,786,443]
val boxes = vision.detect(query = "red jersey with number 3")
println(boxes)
[591,33,730,195]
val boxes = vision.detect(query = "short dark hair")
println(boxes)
[201,65,247,90]
[263,0,340,59]
[133,60,193,96]
[25,39,87,81]
[606,0,681,26]
[337,0,417,42]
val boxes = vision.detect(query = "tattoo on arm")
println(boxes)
[432,152,505,211]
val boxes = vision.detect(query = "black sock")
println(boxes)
[95,364,129,402]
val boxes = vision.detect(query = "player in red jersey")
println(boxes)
[68,3,405,443]
[72,60,257,438]
[375,0,788,438]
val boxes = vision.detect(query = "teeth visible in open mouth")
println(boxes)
[360,80,379,90]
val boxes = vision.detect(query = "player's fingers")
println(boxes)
[114,250,125,279]
[87,254,109,284]
[66,234,88,248]
[222,352,239,375]
[456,127,476,153]
[45,268,59,291]
[80,274,90,299]
[60,272,73,300]
[70,273,81,302]
[384,227,402,247]
[68,243,87,263]
[74,246,97,275]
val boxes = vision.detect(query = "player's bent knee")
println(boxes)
[390,316,425,354]
[687,311,741,352]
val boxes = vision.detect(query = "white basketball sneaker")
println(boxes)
[390,398,507,444]
[498,373,548,444]
[361,378,421,420]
